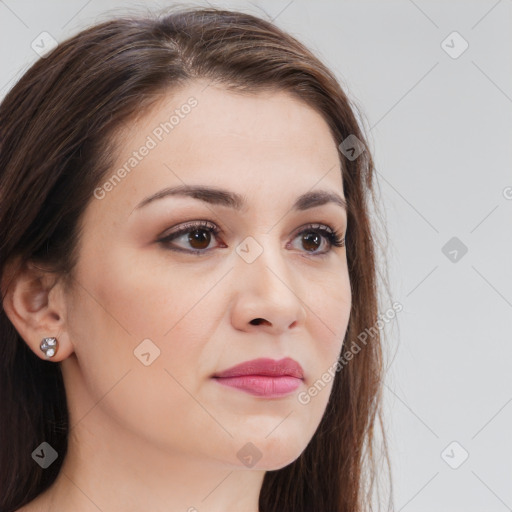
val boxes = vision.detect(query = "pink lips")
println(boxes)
[212,357,304,398]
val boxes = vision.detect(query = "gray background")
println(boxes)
[1,1,511,511]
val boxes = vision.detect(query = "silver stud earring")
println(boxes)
[40,337,58,359]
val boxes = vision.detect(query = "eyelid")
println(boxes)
[158,220,222,239]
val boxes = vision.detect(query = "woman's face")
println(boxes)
[63,80,351,470]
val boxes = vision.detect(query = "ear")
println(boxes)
[1,257,74,362]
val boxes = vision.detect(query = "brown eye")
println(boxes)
[301,232,322,252]
[290,224,345,256]
[186,229,212,250]
[158,220,223,254]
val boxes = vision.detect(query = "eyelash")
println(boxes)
[157,220,345,257]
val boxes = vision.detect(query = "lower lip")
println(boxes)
[213,375,302,397]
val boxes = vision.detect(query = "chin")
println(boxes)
[237,434,307,471]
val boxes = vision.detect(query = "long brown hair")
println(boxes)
[0,6,394,511]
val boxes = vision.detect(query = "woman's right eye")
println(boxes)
[158,220,224,255]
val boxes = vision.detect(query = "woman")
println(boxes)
[0,6,393,512]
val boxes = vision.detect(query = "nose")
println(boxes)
[230,235,307,334]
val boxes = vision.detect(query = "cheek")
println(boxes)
[68,246,224,391]
[79,241,222,338]
[307,267,351,353]
[64,269,222,455]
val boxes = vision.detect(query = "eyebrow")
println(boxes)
[133,185,347,213]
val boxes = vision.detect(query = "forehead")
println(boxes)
[91,81,345,219]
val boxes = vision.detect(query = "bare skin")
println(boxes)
[4,79,351,512]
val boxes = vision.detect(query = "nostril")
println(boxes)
[250,318,267,326]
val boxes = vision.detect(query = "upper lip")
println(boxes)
[212,357,304,379]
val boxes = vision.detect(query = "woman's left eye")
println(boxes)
[288,223,345,255]
[158,220,345,256]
